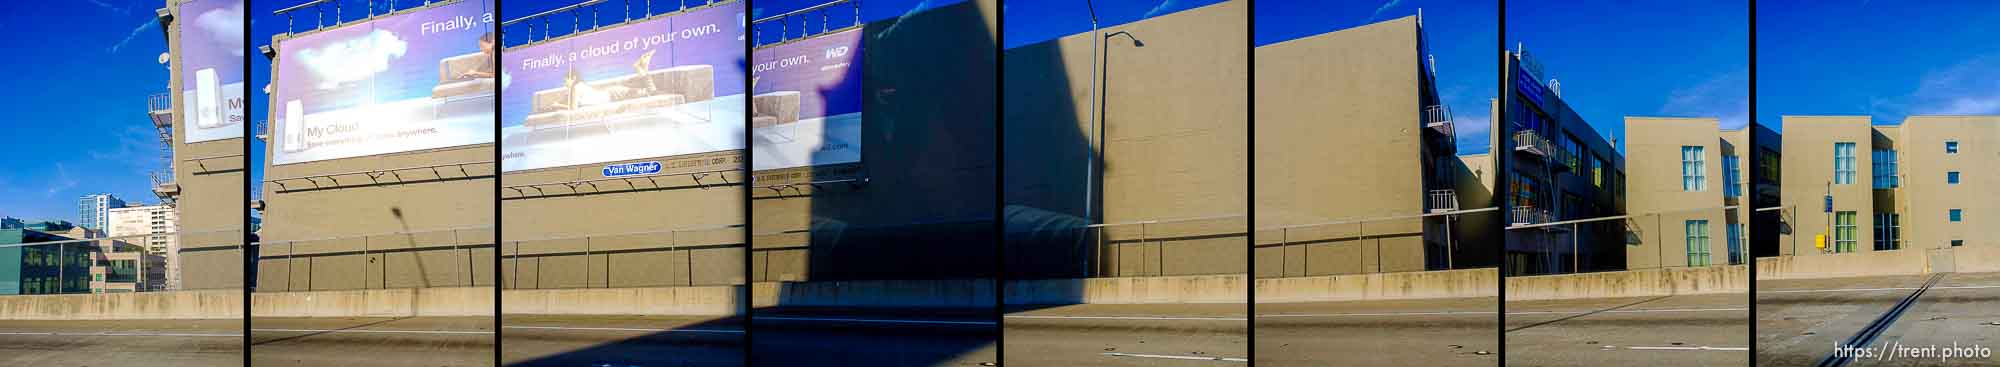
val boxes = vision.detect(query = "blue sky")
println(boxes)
[1259,0,1495,153]
[1508,0,1747,152]
[1002,0,1224,49]
[1757,0,2000,130]
[0,1,172,221]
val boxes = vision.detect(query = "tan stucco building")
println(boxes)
[159,0,246,291]
[1779,115,2000,255]
[1623,117,1748,269]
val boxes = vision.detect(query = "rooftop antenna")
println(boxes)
[1549,79,1561,96]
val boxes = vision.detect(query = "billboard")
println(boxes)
[271,0,495,165]
[749,28,863,171]
[179,0,245,143]
[500,2,747,172]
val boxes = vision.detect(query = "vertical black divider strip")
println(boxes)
[993,0,1007,362]
[1746,1,1758,364]
[1496,1,1508,365]
[241,0,254,364]
[492,1,504,365]
[1244,0,1256,365]
[741,1,756,364]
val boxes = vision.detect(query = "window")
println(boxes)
[1946,140,1959,154]
[1951,209,1963,222]
[1949,171,1960,184]
[1874,213,1900,251]
[1727,223,1744,264]
[1834,143,1856,185]
[1953,240,1965,247]
[1591,156,1603,187]
[1723,155,1741,198]
[1872,149,1898,188]
[1682,146,1706,192]
[1835,211,1857,253]
[1686,220,1711,266]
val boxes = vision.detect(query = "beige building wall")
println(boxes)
[1897,116,2000,249]
[1624,117,1727,268]
[256,27,495,292]
[165,0,245,291]
[1778,116,1875,255]
[1253,15,1425,276]
[500,151,745,289]
[1002,0,1245,277]
[754,0,998,281]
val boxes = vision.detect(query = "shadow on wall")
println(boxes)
[996,7,1096,308]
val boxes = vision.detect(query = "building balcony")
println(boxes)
[1511,206,1551,226]
[150,170,179,201]
[255,119,268,141]
[147,93,172,127]
[1428,189,1459,213]
[1513,130,1551,158]
[1424,105,1454,138]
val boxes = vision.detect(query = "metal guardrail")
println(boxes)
[751,0,860,47]
[1510,206,1550,226]
[502,225,745,289]
[501,0,727,46]
[265,160,495,191]
[147,92,172,114]
[505,167,741,199]
[0,229,245,294]
[1513,130,1551,157]
[1427,189,1458,213]
[274,0,463,34]
[253,226,492,292]
[1073,214,1247,278]
[1505,206,1742,276]
[1256,207,1497,277]
[1424,104,1454,137]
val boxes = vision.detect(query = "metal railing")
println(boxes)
[265,160,495,191]
[1513,130,1551,157]
[1504,206,1742,276]
[1256,207,1497,277]
[253,226,492,292]
[1427,189,1458,213]
[1066,214,1246,278]
[1510,206,1550,226]
[1424,104,1454,137]
[274,0,468,35]
[254,120,269,141]
[501,225,745,289]
[0,229,245,294]
[751,0,860,47]
[147,92,172,115]
[150,170,176,187]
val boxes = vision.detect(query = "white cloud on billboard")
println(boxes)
[297,29,409,90]
[195,1,245,57]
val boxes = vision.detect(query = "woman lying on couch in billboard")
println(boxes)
[525,49,718,129]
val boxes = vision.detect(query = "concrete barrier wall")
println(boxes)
[0,290,242,320]
[1755,250,1930,280]
[1505,265,1747,301]
[1253,268,1496,304]
[503,286,741,316]
[1005,275,1247,305]
[754,279,995,308]
[1954,246,2000,274]
[251,287,493,318]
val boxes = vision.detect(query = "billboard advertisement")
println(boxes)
[749,28,863,171]
[500,2,747,172]
[271,0,495,165]
[180,0,245,143]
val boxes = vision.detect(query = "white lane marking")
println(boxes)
[1261,311,1495,318]
[1605,345,1748,351]
[1101,352,1249,362]
[503,326,744,334]
[0,331,241,337]
[1506,307,1747,316]
[251,328,493,335]
[755,316,997,326]
[1760,284,2000,294]
[1006,315,1247,321]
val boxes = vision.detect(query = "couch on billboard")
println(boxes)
[524,56,716,129]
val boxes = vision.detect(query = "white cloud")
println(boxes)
[1904,55,2000,116]
[195,1,246,57]
[1142,0,1177,19]
[1658,69,1749,130]
[108,18,157,53]
[1364,0,1403,23]
[45,163,77,198]
[298,29,409,90]
[1454,112,1492,153]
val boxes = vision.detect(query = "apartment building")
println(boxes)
[75,194,126,231]
[1623,117,1747,269]
[1251,14,1495,276]
[108,204,179,290]
[1498,48,1627,275]
[1779,115,2000,254]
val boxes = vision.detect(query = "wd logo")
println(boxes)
[825,46,850,59]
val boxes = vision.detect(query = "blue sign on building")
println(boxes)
[1824,195,1833,213]
[603,161,663,177]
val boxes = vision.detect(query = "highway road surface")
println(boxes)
[0,318,241,366]
[252,316,493,366]
[1506,292,1749,366]
[1758,271,2000,366]
[1005,303,1246,366]
[1258,297,1498,366]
